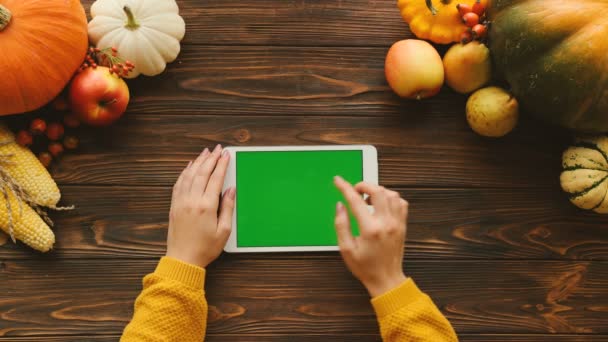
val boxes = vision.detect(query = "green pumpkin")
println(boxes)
[488,0,608,132]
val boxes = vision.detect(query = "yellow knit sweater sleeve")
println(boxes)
[121,257,208,342]
[371,278,458,341]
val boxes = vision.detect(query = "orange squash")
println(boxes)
[0,0,88,116]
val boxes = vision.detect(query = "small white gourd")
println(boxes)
[88,0,186,78]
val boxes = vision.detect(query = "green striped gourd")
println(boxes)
[560,135,608,213]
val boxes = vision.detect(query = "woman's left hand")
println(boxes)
[166,145,236,268]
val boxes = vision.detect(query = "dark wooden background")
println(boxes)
[1,0,608,341]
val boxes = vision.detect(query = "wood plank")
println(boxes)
[6,45,572,188]
[460,335,608,342]
[81,0,410,47]
[30,45,571,188]
[37,113,567,189]
[0,338,119,341]
[0,259,606,336]
[2,185,607,260]
[2,334,607,341]
[108,45,519,121]
[122,45,439,117]
[6,1,601,341]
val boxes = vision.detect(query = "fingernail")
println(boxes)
[213,144,222,153]
[229,187,236,199]
[334,175,344,183]
[222,150,230,158]
[202,148,209,156]
[187,160,193,168]
[336,201,344,213]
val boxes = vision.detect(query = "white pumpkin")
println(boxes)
[88,0,186,78]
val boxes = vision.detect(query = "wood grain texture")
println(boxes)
[41,113,570,189]
[6,44,573,190]
[35,45,574,190]
[0,338,120,341]
[0,259,607,336]
[123,45,399,117]
[2,334,607,341]
[0,0,603,340]
[460,335,608,342]
[1,186,607,260]
[106,45,560,123]
[80,0,410,47]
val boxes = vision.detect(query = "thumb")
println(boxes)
[216,187,236,245]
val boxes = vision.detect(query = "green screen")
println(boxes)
[236,150,363,247]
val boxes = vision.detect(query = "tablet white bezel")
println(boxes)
[222,145,378,253]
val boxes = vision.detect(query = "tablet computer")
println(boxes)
[222,145,378,253]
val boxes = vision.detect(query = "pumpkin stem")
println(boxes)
[425,0,439,15]
[0,4,12,31]
[123,6,140,30]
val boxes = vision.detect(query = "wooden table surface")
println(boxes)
[2,0,608,341]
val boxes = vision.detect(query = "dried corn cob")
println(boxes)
[0,125,60,207]
[0,185,55,252]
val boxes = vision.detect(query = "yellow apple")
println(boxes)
[385,39,444,99]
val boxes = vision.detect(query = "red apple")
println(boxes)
[68,66,129,126]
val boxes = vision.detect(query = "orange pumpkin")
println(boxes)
[0,0,88,116]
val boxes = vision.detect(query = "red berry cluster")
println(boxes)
[77,46,135,78]
[80,47,100,71]
[457,0,488,43]
[16,116,79,168]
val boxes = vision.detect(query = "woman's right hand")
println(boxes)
[333,176,408,298]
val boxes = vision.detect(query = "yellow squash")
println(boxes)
[398,0,487,44]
